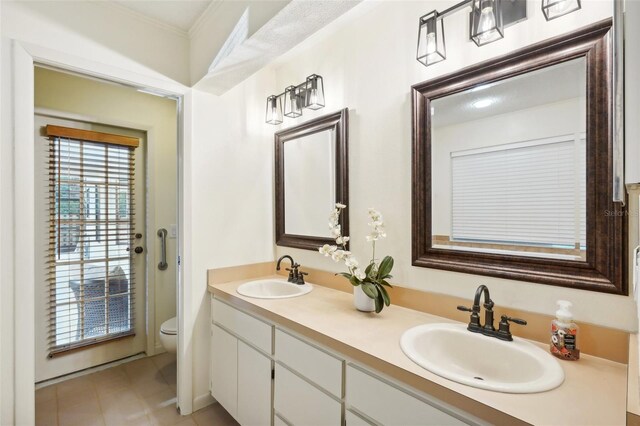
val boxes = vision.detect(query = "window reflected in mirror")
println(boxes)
[430,58,587,261]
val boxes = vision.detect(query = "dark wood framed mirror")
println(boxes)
[275,108,349,250]
[412,19,627,294]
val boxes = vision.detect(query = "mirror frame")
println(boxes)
[275,108,349,250]
[411,19,627,295]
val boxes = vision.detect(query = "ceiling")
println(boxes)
[112,0,214,33]
[432,58,587,128]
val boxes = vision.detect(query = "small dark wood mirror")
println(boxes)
[412,20,627,294]
[275,108,349,250]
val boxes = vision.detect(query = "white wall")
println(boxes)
[189,70,276,408]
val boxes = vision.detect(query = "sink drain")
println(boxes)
[473,376,484,381]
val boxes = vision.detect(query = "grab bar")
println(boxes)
[157,228,168,271]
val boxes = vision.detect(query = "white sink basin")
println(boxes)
[237,279,312,299]
[400,323,564,393]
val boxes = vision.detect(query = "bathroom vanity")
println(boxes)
[208,270,627,426]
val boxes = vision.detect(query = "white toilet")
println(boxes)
[159,316,177,354]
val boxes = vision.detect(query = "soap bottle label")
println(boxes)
[551,323,580,360]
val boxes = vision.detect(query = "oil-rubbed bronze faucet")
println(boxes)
[276,255,308,285]
[457,285,527,341]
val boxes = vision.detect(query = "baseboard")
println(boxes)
[192,392,215,413]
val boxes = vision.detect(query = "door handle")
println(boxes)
[157,228,168,271]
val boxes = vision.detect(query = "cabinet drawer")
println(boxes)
[275,329,343,397]
[346,365,467,426]
[212,297,272,353]
[274,364,342,426]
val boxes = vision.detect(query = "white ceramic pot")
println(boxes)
[354,285,375,312]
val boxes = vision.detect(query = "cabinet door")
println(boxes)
[211,325,238,420]
[238,341,272,426]
[274,364,342,426]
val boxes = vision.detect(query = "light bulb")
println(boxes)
[425,32,437,55]
[309,89,318,106]
[478,6,497,42]
[271,106,277,119]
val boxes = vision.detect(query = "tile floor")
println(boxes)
[35,353,238,426]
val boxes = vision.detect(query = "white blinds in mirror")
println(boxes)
[47,134,136,357]
[450,134,586,249]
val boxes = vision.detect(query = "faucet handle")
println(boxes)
[457,305,473,312]
[496,315,527,341]
[285,268,296,282]
[502,315,527,325]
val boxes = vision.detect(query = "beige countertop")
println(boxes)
[209,276,627,426]
[629,334,640,424]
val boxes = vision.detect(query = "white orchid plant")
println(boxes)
[319,203,393,313]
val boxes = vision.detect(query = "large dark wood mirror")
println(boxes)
[412,20,627,294]
[275,108,349,250]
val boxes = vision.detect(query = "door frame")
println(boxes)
[10,40,194,424]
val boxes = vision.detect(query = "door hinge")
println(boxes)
[271,369,275,380]
[178,256,181,266]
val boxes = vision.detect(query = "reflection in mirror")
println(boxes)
[431,58,587,261]
[284,130,336,237]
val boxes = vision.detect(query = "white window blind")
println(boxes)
[46,126,138,357]
[450,135,586,249]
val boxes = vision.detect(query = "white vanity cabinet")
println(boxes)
[210,295,478,426]
[210,298,272,426]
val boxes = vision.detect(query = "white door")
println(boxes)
[34,114,147,382]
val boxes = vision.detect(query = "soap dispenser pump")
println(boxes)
[550,300,580,360]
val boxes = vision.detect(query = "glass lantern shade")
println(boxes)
[470,0,504,47]
[417,11,446,67]
[541,0,581,21]
[284,85,303,118]
[304,75,325,110]
[265,95,283,125]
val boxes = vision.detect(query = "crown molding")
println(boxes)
[99,2,190,39]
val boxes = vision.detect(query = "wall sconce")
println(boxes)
[265,74,325,125]
[470,0,504,46]
[416,0,579,67]
[266,95,283,125]
[541,0,581,21]
[417,11,446,67]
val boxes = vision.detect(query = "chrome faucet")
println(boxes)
[457,285,527,341]
[276,255,308,285]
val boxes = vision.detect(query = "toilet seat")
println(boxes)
[160,317,177,335]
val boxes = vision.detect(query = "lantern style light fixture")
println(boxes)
[416,0,580,68]
[304,74,325,110]
[541,0,581,21]
[284,85,302,118]
[265,95,283,125]
[417,11,446,67]
[470,0,504,46]
[265,74,326,125]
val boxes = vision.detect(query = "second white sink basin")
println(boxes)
[237,279,312,299]
[400,323,564,393]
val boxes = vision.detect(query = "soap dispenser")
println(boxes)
[550,300,580,361]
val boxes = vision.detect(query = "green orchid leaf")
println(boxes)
[374,294,383,313]
[381,280,393,288]
[377,256,394,279]
[365,262,374,275]
[361,282,378,299]
[336,272,352,279]
[379,284,391,306]
[349,276,360,287]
